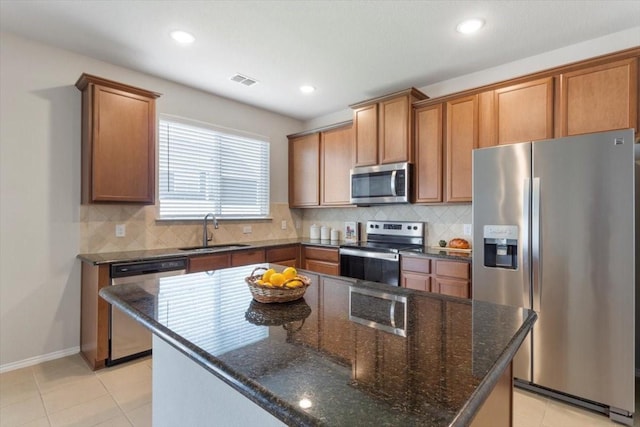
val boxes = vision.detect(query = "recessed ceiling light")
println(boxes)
[456,18,484,35]
[300,85,316,94]
[170,30,195,44]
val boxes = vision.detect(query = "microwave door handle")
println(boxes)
[390,170,397,196]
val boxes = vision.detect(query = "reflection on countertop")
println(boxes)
[100,263,535,427]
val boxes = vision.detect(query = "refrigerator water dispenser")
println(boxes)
[483,225,518,269]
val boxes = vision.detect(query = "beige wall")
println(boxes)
[0,32,303,369]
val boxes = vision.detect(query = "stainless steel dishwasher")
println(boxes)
[109,257,187,365]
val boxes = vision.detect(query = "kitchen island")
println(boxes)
[99,264,536,426]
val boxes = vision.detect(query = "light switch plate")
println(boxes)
[243,226,252,234]
[281,220,287,230]
[463,224,472,236]
[115,224,126,237]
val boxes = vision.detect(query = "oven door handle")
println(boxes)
[339,248,399,261]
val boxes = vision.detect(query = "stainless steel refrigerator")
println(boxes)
[472,128,638,425]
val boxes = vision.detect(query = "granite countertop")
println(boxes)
[401,247,473,262]
[77,238,340,265]
[78,239,469,265]
[100,264,535,426]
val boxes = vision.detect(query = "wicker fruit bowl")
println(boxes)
[245,266,311,303]
[244,299,312,326]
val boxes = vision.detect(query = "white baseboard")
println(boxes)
[0,347,80,374]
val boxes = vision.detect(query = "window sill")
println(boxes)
[156,217,273,223]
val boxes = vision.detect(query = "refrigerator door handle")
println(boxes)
[532,177,541,312]
[522,178,531,308]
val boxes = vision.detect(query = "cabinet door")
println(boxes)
[433,277,470,299]
[289,133,320,207]
[446,95,478,202]
[91,85,156,203]
[230,249,265,267]
[379,95,411,164]
[266,245,300,267]
[353,104,378,166]
[304,260,339,276]
[188,253,230,273]
[414,104,443,203]
[559,58,638,136]
[321,125,354,206]
[494,77,554,145]
[401,272,431,292]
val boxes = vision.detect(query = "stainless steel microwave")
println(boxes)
[350,162,411,205]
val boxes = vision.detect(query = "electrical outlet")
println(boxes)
[243,226,252,234]
[295,221,301,229]
[463,224,472,236]
[281,220,287,230]
[115,224,126,237]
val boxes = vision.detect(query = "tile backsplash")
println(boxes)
[299,204,472,247]
[80,202,471,253]
[79,203,302,253]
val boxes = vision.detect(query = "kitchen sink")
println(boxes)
[179,244,250,252]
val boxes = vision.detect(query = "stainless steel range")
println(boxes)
[339,220,425,286]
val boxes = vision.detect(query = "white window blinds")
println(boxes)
[158,116,270,219]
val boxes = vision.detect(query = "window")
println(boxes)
[158,116,270,219]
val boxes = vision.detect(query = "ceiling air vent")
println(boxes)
[230,73,258,87]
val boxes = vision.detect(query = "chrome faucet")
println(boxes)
[202,213,219,247]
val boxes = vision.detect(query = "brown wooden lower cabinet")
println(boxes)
[471,363,513,427]
[188,253,230,273]
[401,255,471,298]
[266,244,300,267]
[302,245,340,275]
[231,249,265,267]
[80,262,111,370]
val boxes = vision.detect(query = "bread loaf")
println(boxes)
[449,238,470,249]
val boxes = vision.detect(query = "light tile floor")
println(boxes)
[0,354,637,426]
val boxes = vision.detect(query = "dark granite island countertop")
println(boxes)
[99,264,536,426]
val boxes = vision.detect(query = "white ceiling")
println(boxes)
[1,1,639,121]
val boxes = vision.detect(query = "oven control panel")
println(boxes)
[366,220,424,238]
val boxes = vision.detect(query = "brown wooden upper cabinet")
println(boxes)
[479,77,554,147]
[446,95,478,203]
[558,58,638,137]
[76,74,160,204]
[288,133,320,207]
[320,124,354,206]
[351,88,428,166]
[414,104,443,203]
[289,123,354,208]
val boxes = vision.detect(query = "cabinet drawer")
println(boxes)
[231,249,266,267]
[401,256,431,274]
[433,278,470,299]
[304,246,339,263]
[401,272,431,292]
[266,245,300,263]
[305,260,339,276]
[435,260,470,280]
[188,253,230,273]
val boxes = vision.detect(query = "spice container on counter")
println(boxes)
[320,226,330,240]
[310,224,320,240]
